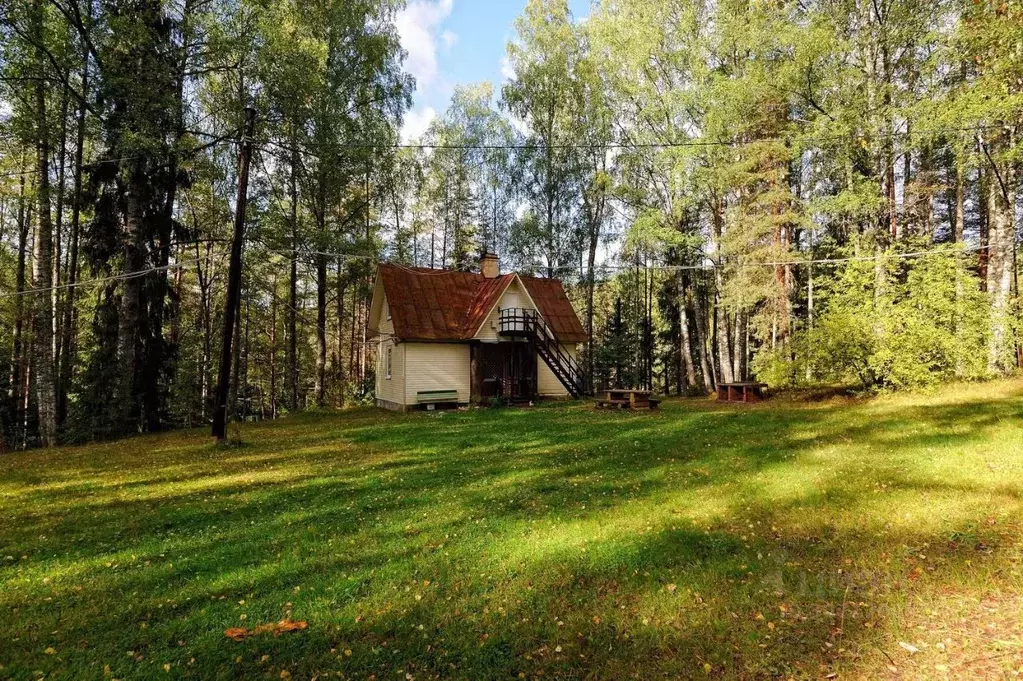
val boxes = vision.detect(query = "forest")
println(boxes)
[0,0,1020,449]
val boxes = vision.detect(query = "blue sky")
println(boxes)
[396,0,591,141]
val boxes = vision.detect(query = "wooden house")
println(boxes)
[367,254,589,410]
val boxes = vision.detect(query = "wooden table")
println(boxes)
[595,389,660,410]
[717,382,768,403]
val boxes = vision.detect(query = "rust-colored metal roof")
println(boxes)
[377,264,586,343]
[519,276,589,343]
[463,274,515,337]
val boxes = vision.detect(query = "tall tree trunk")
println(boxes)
[360,291,368,388]
[9,162,29,442]
[57,45,89,428]
[194,239,212,421]
[116,174,145,433]
[314,251,327,407]
[985,137,1015,373]
[711,198,734,385]
[241,294,250,419]
[678,273,697,390]
[978,150,990,290]
[269,273,278,418]
[31,0,58,447]
[689,271,713,391]
[733,311,747,382]
[716,301,734,385]
[348,284,358,383]
[287,141,299,411]
[313,172,327,408]
[211,106,255,440]
[585,221,598,393]
[335,268,347,408]
[230,290,243,418]
[953,160,965,243]
[52,83,69,395]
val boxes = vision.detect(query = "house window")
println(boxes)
[385,347,392,379]
[384,300,391,321]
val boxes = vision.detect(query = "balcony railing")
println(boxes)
[498,307,536,335]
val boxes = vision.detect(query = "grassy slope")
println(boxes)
[1,381,1022,680]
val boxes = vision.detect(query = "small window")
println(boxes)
[385,347,393,379]
[384,300,391,321]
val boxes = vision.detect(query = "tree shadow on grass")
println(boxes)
[1,387,1021,678]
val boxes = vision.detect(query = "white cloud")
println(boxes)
[500,55,515,82]
[401,107,438,143]
[396,0,455,92]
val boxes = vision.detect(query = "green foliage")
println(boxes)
[755,247,994,390]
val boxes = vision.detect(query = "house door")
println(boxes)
[505,343,534,399]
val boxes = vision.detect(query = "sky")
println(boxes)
[395,0,591,142]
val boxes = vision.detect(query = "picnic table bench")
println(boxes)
[594,389,661,411]
[716,382,768,403]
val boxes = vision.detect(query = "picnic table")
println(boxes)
[594,389,661,411]
[716,382,768,403]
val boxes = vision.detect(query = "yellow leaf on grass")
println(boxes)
[225,620,307,641]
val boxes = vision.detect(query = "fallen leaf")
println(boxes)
[225,620,307,641]
[224,628,251,642]
[899,641,920,654]
[274,620,308,635]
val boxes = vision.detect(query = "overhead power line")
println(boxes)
[0,259,198,299]
[0,122,1004,179]
[301,242,995,274]
[254,122,1008,153]
[0,241,1000,299]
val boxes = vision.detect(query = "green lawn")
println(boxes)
[2,382,1023,680]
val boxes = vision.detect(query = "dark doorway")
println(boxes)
[473,343,537,402]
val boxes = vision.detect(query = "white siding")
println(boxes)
[368,276,395,337]
[375,339,405,405]
[379,316,394,336]
[378,298,395,335]
[474,279,537,340]
[404,343,471,404]
[538,346,578,397]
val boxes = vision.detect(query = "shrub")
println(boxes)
[754,246,995,390]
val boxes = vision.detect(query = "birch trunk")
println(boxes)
[31,0,57,446]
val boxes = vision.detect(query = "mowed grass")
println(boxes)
[2,382,1023,680]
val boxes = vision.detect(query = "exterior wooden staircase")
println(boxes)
[499,308,589,398]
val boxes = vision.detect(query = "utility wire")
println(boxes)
[253,123,1011,154]
[0,126,237,179]
[0,241,999,299]
[271,241,996,274]
[0,259,199,299]
[0,122,1006,179]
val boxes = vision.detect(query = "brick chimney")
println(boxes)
[480,253,500,278]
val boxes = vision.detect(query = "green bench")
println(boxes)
[417,389,459,409]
